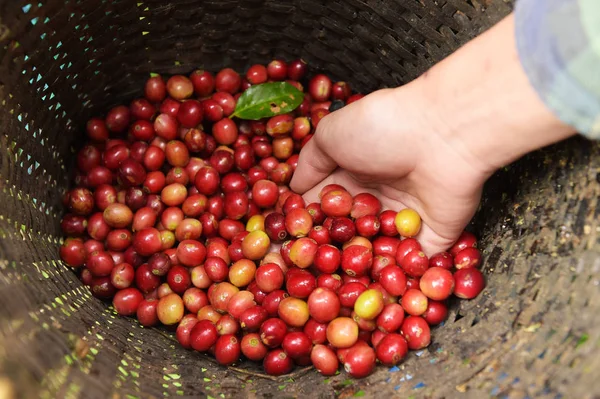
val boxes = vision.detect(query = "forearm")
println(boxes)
[410,13,576,175]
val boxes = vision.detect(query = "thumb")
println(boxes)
[290,123,338,194]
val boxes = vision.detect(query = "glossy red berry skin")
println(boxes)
[400,316,431,350]
[376,303,405,333]
[214,334,241,366]
[454,247,482,270]
[343,344,376,379]
[314,244,341,274]
[282,331,312,360]
[400,250,429,278]
[376,333,408,366]
[423,300,448,326]
[341,245,373,277]
[379,265,407,297]
[429,252,454,270]
[190,320,218,352]
[113,288,144,316]
[378,210,399,237]
[240,333,268,361]
[263,349,294,376]
[190,70,215,97]
[311,344,339,376]
[420,267,455,301]
[453,268,485,299]
[308,288,341,323]
[449,231,477,256]
[260,318,287,348]
[401,289,428,316]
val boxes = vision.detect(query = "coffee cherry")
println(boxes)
[106,105,130,133]
[285,208,313,237]
[167,265,192,294]
[289,238,318,269]
[198,305,222,324]
[282,331,312,360]
[454,247,482,270]
[400,316,431,350]
[278,297,309,327]
[379,265,407,296]
[343,344,376,379]
[350,193,381,219]
[110,262,135,289]
[135,264,161,294]
[378,210,398,236]
[429,252,454,270]
[401,250,429,277]
[376,303,405,333]
[308,287,340,323]
[246,64,268,85]
[87,118,110,142]
[449,231,477,256]
[263,349,293,376]
[60,239,87,267]
[241,333,268,361]
[228,259,257,287]
[68,188,94,216]
[190,320,218,352]
[354,289,384,320]
[311,344,339,376]
[326,317,359,348]
[113,287,144,316]
[317,273,343,292]
[321,190,353,217]
[401,289,428,316]
[157,293,184,325]
[341,245,373,277]
[314,244,341,274]
[376,333,408,366]
[213,118,238,146]
[137,299,159,327]
[420,267,454,300]
[423,300,448,326]
[309,74,332,102]
[329,217,356,243]
[332,81,351,101]
[453,268,485,299]
[215,68,241,94]
[167,75,193,100]
[190,70,215,97]
[255,263,284,293]
[215,334,241,366]
[288,59,307,80]
[371,237,399,258]
[241,230,270,260]
[227,290,256,319]
[260,318,287,348]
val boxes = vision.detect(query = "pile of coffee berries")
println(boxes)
[59,59,485,378]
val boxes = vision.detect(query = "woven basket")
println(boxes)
[1,0,599,398]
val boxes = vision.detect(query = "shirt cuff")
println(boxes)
[515,0,600,139]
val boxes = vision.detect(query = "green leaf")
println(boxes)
[231,82,304,120]
[576,333,589,348]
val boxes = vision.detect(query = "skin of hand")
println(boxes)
[290,14,576,256]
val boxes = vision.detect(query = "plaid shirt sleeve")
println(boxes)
[515,0,600,139]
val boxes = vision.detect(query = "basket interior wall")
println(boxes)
[1,1,600,398]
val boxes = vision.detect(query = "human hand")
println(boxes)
[290,86,491,256]
[291,14,577,256]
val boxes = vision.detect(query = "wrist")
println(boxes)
[413,14,576,177]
